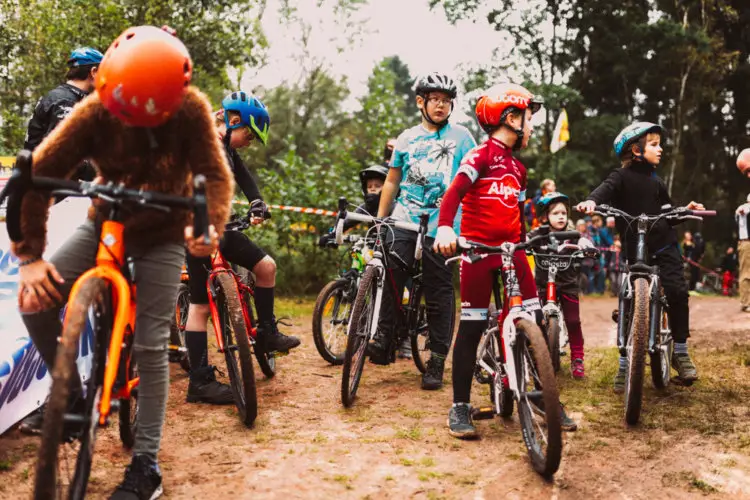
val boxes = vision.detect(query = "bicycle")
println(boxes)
[592,204,714,425]
[0,150,209,499]
[446,230,579,477]
[204,214,279,427]
[168,262,191,373]
[333,198,434,407]
[531,240,599,373]
[312,234,370,365]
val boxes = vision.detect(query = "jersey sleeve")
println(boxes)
[455,144,486,184]
[390,132,409,170]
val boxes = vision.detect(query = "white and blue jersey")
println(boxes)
[390,123,476,238]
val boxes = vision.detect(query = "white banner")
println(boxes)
[0,198,92,435]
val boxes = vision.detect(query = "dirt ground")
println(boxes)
[1,295,749,499]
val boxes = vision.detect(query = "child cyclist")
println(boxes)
[576,122,705,390]
[530,192,595,379]
[14,26,233,499]
[182,91,301,405]
[435,83,577,438]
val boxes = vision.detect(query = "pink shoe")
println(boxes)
[571,358,585,379]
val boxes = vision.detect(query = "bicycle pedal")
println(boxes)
[471,407,495,420]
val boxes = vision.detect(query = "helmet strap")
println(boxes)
[223,128,233,149]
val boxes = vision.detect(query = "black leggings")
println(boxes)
[452,321,485,404]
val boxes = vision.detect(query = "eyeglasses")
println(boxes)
[427,96,453,107]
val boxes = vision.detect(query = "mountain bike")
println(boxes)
[312,234,370,365]
[593,204,715,425]
[531,241,599,373]
[334,198,433,407]
[447,230,579,477]
[0,150,209,500]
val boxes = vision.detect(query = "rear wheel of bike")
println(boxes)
[487,304,513,418]
[117,333,138,449]
[624,278,649,425]
[169,282,191,373]
[35,278,108,500]
[215,273,257,427]
[341,266,379,407]
[545,314,561,373]
[650,296,672,389]
[514,319,562,478]
[410,287,430,374]
[312,278,353,365]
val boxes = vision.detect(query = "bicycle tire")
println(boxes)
[514,318,562,477]
[169,283,191,373]
[650,297,671,389]
[624,277,649,425]
[215,272,257,427]
[488,304,513,418]
[546,314,561,374]
[312,278,353,365]
[241,285,276,379]
[35,277,108,500]
[410,287,429,374]
[117,332,138,449]
[341,266,378,407]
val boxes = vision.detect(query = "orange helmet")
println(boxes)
[475,83,543,132]
[96,26,193,127]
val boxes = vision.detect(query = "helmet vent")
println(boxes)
[126,32,135,40]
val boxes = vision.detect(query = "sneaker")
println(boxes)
[109,454,163,500]
[421,354,445,390]
[613,363,627,394]
[560,404,578,432]
[671,352,698,382]
[571,358,585,379]
[397,337,412,360]
[367,334,390,366]
[447,403,478,439]
[255,319,301,353]
[19,407,44,435]
[186,366,234,405]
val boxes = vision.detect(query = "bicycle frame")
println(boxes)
[63,219,137,426]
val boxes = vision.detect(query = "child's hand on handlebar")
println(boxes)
[575,200,596,214]
[433,226,458,257]
[685,201,705,211]
[184,224,219,257]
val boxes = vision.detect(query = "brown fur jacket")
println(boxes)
[13,86,234,258]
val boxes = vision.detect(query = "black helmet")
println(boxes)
[359,165,388,194]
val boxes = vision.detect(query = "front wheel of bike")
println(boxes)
[410,287,430,374]
[514,319,562,478]
[487,304,513,418]
[650,298,672,390]
[312,278,353,365]
[240,284,276,379]
[624,278,649,425]
[35,278,109,500]
[341,266,379,407]
[215,273,257,427]
[545,313,561,374]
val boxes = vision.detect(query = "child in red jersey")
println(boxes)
[435,83,577,439]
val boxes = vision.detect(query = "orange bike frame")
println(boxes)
[63,220,137,426]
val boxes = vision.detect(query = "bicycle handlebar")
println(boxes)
[445,230,580,265]
[593,204,716,222]
[0,150,210,244]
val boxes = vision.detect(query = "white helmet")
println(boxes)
[414,72,457,99]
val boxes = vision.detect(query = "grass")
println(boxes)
[394,424,423,441]
[275,297,316,319]
[330,474,354,490]
[0,460,12,471]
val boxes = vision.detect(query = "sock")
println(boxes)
[254,286,275,325]
[674,342,688,355]
[185,330,208,369]
[618,356,628,371]
[451,321,484,404]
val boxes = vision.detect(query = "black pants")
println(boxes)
[377,229,455,356]
[651,245,690,343]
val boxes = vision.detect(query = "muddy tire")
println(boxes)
[650,295,672,390]
[487,304,513,418]
[312,278,353,365]
[624,278,649,425]
[546,314,561,374]
[410,287,430,374]
[169,283,191,373]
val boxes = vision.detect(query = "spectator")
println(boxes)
[576,218,594,294]
[608,236,625,296]
[736,194,750,312]
[589,215,610,293]
[682,231,696,286]
[525,178,556,229]
[721,247,738,296]
[692,232,706,290]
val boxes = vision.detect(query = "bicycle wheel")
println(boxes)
[487,304,513,418]
[215,272,257,427]
[241,285,276,379]
[545,313,561,373]
[118,332,138,449]
[312,278,353,365]
[169,282,191,373]
[410,287,430,374]
[341,266,379,407]
[624,277,649,425]
[35,278,108,500]
[514,319,562,477]
[650,296,672,389]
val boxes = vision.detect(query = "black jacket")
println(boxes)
[587,161,676,260]
[529,225,590,296]
[224,144,262,202]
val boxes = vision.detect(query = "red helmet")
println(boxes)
[96,26,193,127]
[475,83,543,131]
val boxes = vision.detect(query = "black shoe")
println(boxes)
[110,454,163,500]
[367,333,390,365]
[447,403,478,439]
[560,404,578,432]
[255,320,301,353]
[421,353,445,390]
[186,366,234,405]
[19,407,44,435]
[397,337,413,360]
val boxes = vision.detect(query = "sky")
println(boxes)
[246,0,503,116]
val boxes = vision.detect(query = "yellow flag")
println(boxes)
[550,109,569,153]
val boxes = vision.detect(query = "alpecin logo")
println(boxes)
[487,174,521,208]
